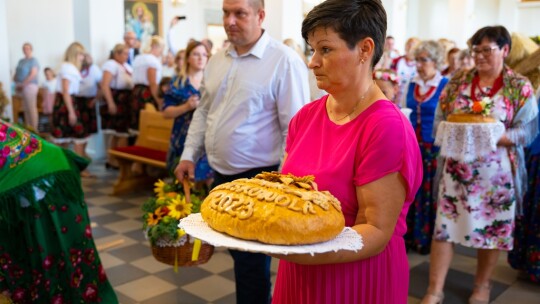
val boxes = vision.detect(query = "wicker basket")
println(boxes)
[150,179,214,266]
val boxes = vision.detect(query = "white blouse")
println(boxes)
[132,54,162,86]
[55,63,82,95]
[102,59,133,90]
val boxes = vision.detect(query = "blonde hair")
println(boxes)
[174,41,208,87]
[64,42,85,69]
[145,35,164,53]
[174,49,186,74]
[283,38,307,66]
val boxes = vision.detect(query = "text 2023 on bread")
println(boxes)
[200,172,345,245]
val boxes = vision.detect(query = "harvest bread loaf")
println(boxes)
[200,172,345,245]
[447,113,496,123]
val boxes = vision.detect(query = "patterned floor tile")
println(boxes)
[197,251,234,274]
[131,255,172,274]
[117,206,144,219]
[92,213,130,226]
[109,243,153,263]
[86,195,124,206]
[140,288,207,304]
[154,266,213,287]
[94,234,138,251]
[123,229,147,243]
[212,292,237,304]
[181,275,235,302]
[90,225,116,239]
[98,252,126,269]
[102,201,139,212]
[87,206,113,217]
[115,275,177,302]
[106,264,150,286]
[103,219,141,234]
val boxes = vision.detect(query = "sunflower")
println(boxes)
[167,195,193,219]
[154,179,168,198]
[146,207,167,226]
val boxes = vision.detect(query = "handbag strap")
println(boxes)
[182,179,191,205]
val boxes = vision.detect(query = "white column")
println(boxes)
[448,0,475,48]
[263,0,304,46]
[71,0,124,160]
[382,0,409,54]
[0,0,13,121]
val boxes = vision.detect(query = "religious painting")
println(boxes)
[124,0,162,51]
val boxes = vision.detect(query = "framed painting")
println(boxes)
[124,0,162,51]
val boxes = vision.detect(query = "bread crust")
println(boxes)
[447,113,496,123]
[201,172,345,245]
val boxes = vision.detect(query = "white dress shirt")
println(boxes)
[181,31,310,175]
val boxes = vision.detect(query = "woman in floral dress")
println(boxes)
[421,26,538,304]
[0,120,117,303]
[162,41,213,182]
[405,40,448,254]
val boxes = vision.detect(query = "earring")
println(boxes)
[361,58,365,64]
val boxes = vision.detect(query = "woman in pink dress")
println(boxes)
[272,1,423,303]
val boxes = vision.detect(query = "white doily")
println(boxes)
[179,213,363,255]
[434,121,505,162]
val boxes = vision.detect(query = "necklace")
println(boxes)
[413,84,437,102]
[471,73,503,101]
[329,82,373,122]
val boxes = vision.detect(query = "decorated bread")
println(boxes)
[200,172,345,245]
[447,113,496,123]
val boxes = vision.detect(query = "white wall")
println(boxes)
[88,0,124,66]
[0,0,13,121]
[517,1,540,37]
[162,0,208,54]
[7,0,74,79]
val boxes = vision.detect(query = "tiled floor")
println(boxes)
[84,161,540,303]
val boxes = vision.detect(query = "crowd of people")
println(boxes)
[3,0,540,303]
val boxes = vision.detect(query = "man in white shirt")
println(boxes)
[175,0,309,303]
[124,31,139,66]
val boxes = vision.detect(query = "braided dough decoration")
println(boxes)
[201,172,345,245]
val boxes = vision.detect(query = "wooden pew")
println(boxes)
[109,109,173,195]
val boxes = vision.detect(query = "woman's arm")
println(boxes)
[147,67,163,110]
[272,172,406,265]
[100,71,117,115]
[22,67,38,86]
[62,79,77,126]
[162,94,199,119]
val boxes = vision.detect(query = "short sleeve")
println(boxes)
[91,65,103,83]
[31,58,40,69]
[102,60,118,75]
[353,114,405,186]
[353,109,422,200]
[59,63,80,83]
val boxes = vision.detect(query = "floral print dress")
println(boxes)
[163,77,213,181]
[0,121,118,303]
[433,67,538,250]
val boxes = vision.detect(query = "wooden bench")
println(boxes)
[109,109,173,195]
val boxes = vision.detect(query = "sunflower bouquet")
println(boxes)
[142,179,214,267]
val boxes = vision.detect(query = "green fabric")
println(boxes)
[0,121,118,303]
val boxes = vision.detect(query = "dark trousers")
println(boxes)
[212,165,279,304]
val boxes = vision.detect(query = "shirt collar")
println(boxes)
[226,30,269,59]
[413,71,443,87]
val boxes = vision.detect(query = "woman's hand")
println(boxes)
[108,102,118,115]
[185,95,200,111]
[68,110,77,126]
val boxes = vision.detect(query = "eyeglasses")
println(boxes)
[415,57,432,63]
[471,46,499,57]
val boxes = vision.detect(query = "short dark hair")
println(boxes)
[468,25,512,51]
[249,0,264,10]
[301,0,387,68]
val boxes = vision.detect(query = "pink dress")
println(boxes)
[273,97,423,304]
